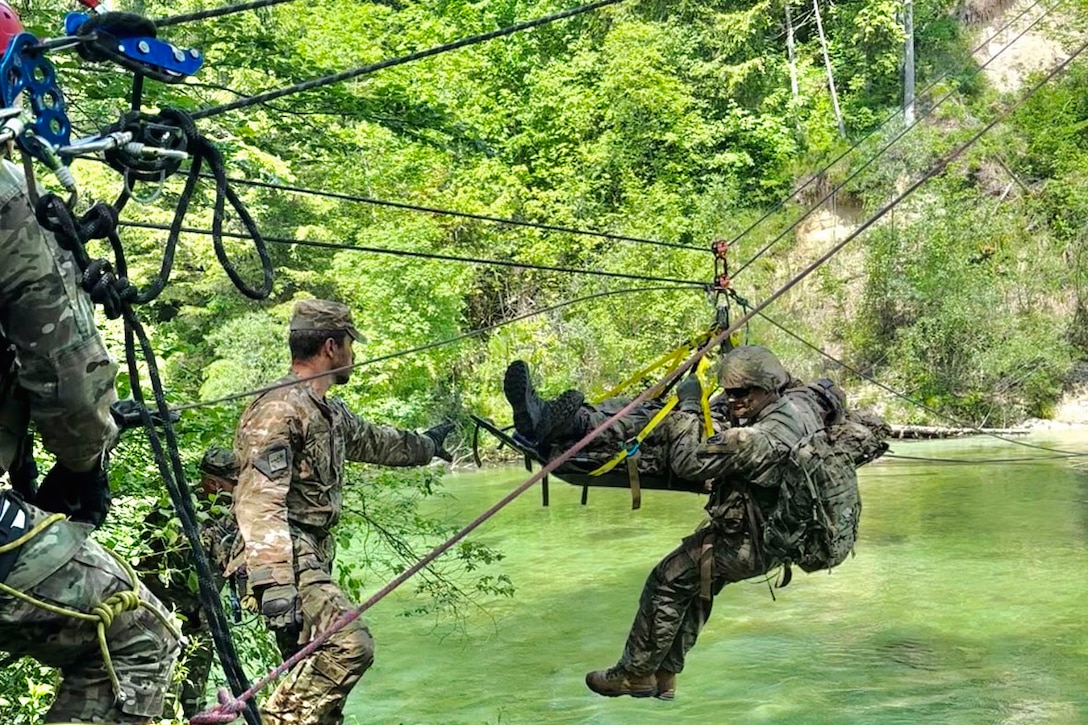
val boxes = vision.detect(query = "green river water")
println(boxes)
[341,431,1088,725]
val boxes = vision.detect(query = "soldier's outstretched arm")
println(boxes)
[669,421,785,484]
[335,399,438,467]
[233,400,298,588]
[0,162,118,472]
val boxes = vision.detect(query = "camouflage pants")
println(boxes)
[618,526,771,676]
[0,533,180,723]
[262,574,374,725]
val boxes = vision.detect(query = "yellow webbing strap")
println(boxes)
[592,327,718,404]
[0,513,181,705]
[589,394,679,477]
[695,356,718,440]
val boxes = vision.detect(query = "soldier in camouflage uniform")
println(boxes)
[135,446,239,718]
[503,359,887,492]
[228,299,454,725]
[507,347,867,700]
[0,138,179,721]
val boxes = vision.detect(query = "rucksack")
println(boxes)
[762,429,861,573]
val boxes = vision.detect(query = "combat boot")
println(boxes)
[654,669,676,700]
[584,665,656,698]
[503,361,586,444]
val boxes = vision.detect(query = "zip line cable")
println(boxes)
[209,174,705,253]
[190,0,628,121]
[755,310,1088,458]
[168,285,690,413]
[156,0,297,28]
[118,220,706,287]
[886,452,1087,464]
[194,35,1088,724]
[731,0,1060,278]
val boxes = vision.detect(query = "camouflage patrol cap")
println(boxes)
[717,345,790,392]
[200,446,239,479]
[290,299,362,341]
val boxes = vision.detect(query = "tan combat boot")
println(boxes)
[585,666,656,698]
[654,669,676,700]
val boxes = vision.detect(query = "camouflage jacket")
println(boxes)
[0,160,118,474]
[231,372,437,588]
[668,394,823,523]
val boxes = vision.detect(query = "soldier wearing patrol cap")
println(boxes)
[228,298,455,725]
[135,446,240,718]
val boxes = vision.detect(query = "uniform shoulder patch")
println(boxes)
[253,443,292,479]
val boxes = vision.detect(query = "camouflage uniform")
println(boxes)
[555,378,883,491]
[230,300,441,725]
[135,447,239,718]
[584,346,833,697]
[0,159,179,722]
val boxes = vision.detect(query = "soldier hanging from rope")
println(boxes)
[0,6,181,722]
[501,345,886,700]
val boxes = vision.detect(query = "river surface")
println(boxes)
[342,431,1088,725]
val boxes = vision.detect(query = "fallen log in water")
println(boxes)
[890,424,1030,439]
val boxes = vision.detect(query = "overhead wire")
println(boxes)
[169,285,692,413]
[190,0,629,121]
[730,0,1059,277]
[210,174,705,253]
[156,0,298,28]
[117,220,705,286]
[756,310,1088,458]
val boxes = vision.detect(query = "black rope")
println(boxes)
[212,174,705,253]
[118,220,706,287]
[156,0,297,28]
[732,0,1060,278]
[105,109,274,302]
[756,311,1088,458]
[169,284,689,413]
[31,192,262,725]
[190,0,628,120]
[886,452,1088,464]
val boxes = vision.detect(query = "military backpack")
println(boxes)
[762,428,861,573]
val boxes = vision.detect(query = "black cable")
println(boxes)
[32,192,263,725]
[886,452,1088,464]
[190,0,628,120]
[169,284,689,413]
[212,174,704,253]
[118,220,706,287]
[156,0,297,28]
[732,0,1060,277]
[756,311,1088,458]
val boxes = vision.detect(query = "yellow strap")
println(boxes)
[589,395,680,476]
[695,356,718,440]
[592,327,718,403]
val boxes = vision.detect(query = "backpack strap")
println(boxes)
[0,491,30,583]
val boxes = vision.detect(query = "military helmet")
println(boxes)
[199,446,239,479]
[717,345,789,392]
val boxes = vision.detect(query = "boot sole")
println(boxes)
[503,361,537,437]
[534,389,585,443]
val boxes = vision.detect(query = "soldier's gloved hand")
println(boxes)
[257,582,303,633]
[110,398,181,433]
[675,375,704,414]
[424,421,455,462]
[34,459,111,528]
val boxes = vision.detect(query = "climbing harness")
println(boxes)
[0,504,181,705]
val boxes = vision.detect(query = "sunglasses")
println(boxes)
[724,387,755,399]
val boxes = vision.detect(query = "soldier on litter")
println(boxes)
[228,298,455,725]
[504,346,873,700]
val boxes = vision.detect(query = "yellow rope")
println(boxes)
[0,512,181,706]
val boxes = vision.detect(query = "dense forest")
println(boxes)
[4,0,1088,720]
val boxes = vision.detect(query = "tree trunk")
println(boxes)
[903,0,916,125]
[813,0,846,138]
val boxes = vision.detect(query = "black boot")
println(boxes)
[503,361,586,444]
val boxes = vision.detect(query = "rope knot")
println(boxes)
[91,590,141,630]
